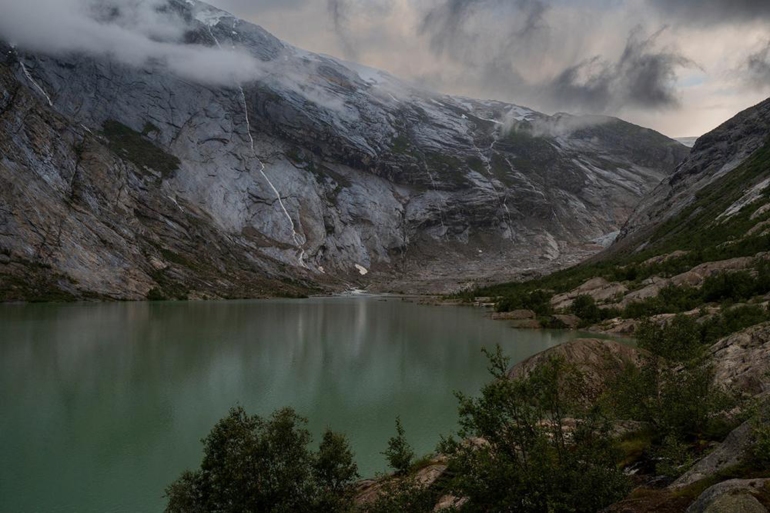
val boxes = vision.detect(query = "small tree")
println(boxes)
[441,346,629,513]
[383,417,414,475]
[314,429,359,510]
[610,315,736,441]
[164,407,359,513]
[571,294,601,324]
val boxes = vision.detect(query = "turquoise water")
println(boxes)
[0,297,589,513]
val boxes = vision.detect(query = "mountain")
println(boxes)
[473,96,770,513]
[614,97,770,256]
[0,0,688,301]
[674,136,699,148]
[479,95,770,334]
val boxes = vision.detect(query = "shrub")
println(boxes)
[440,347,630,513]
[699,305,770,345]
[571,294,601,323]
[164,407,358,513]
[382,418,414,476]
[496,289,553,316]
[607,316,738,448]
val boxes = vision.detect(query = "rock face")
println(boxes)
[708,323,770,395]
[508,338,644,396]
[685,479,770,513]
[615,97,770,253]
[672,422,755,489]
[0,0,687,300]
[551,277,628,309]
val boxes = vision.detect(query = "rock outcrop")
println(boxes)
[614,97,770,253]
[685,479,770,513]
[0,0,688,300]
[672,422,755,489]
[508,338,644,396]
[708,323,770,396]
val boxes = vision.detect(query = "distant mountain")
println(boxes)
[675,137,699,148]
[0,0,688,301]
[614,97,770,255]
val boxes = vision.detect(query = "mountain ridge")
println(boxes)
[0,0,688,300]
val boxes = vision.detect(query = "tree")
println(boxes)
[440,346,629,513]
[314,429,360,510]
[164,407,359,513]
[570,294,601,324]
[610,316,735,441]
[382,417,414,476]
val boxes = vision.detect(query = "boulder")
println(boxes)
[707,322,770,395]
[491,309,536,321]
[642,250,690,266]
[685,479,770,513]
[592,318,639,336]
[508,339,644,396]
[510,319,543,329]
[435,495,468,511]
[670,257,755,289]
[671,271,705,288]
[551,278,628,310]
[671,422,754,488]
[621,280,669,306]
[552,314,581,329]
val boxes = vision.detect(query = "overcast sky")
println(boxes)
[208,0,770,138]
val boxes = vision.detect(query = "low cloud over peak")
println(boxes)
[0,0,264,85]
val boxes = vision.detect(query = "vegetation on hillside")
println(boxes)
[474,139,770,313]
[102,120,180,179]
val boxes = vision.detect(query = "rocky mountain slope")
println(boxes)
[614,97,770,256]
[479,96,770,323]
[0,0,687,301]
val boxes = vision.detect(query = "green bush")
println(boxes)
[636,315,701,362]
[382,418,414,476]
[358,477,439,513]
[440,347,629,513]
[164,407,358,513]
[607,316,738,449]
[748,395,770,470]
[497,289,553,316]
[569,295,620,326]
[700,305,770,345]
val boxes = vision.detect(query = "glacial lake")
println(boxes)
[0,297,596,513]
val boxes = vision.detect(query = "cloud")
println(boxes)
[421,0,549,59]
[327,0,358,60]
[209,0,770,136]
[747,41,770,89]
[647,0,770,27]
[417,1,692,113]
[0,0,265,85]
[543,27,694,112]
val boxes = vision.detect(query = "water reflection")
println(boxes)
[0,298,582,513]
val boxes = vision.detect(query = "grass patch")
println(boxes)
[102,119,180,179]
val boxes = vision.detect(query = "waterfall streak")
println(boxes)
[207,27,307,267]
[16,53,53,107]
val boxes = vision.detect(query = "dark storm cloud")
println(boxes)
[418,0,693,113]
[747,42,770,89]
[545,28,694,111]
[420,0,548,59]
[647,0,770,26]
